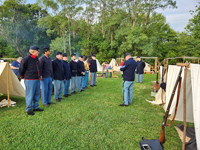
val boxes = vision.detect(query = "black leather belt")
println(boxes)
[72,70,77,72]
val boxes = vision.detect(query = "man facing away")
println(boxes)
[120,53,137,106]
[77,55,85,92]
[11,57,23,81]
[39,46,55,107]
[89,54,97,87]
[83,56,89,89]
[62,53,71,97]
[19,46,44,115]
[52,51,64,102]
[136,56,145,83]
[69,54,78,94]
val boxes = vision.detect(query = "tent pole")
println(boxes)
[7,63,10,108]
[154,57,157,73]
[182,66,188,150]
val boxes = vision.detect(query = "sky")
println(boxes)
[9,0,200,32]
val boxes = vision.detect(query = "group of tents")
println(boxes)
[148,63,200,150]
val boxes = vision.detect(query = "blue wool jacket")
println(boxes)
[52,58,64,80]
[120,58,137,81]
[77,60,85,76]
[136,60,145,74]
[69,60,77,77]
[19,54,41,80]
[62,60,71,80]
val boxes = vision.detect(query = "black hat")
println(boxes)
[43,46,50,50]
[84,56,88,60]
[79,55,83,58]
[92,54,96,57]
[137,56,140,58]
[71,53,76,57]
[124,53,131,58]
[63,53,68,57]
[30,45,39,51]
[56,51,62,55]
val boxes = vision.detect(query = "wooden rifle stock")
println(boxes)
[159,67,183,144]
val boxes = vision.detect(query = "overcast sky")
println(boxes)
[12,0,200,32]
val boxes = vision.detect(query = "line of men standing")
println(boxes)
[19,45,97,116]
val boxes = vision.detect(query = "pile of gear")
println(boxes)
[0,99,16,107]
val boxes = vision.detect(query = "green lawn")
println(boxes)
[0,74,193,149]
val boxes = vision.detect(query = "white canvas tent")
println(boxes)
[96,59,103,72]
[144,62,151,72]
[109,59,120,71]
[0,62,25,100]
[147,64,200,150]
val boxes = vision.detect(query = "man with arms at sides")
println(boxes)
[136,56,145,83]
[83,56,89,89]
[77,55,85,92]
[19,46,44,115]
[89,54,97,87]
[11,57,23,81]
[69,54,78,95]
[62,53,71,97]
[39,46,55,107]
[120,53,137,106]
[52,51,64,102]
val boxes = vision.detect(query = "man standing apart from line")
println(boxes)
[62,53,71,97]
[136,56,145,83]
[120,53,137,106]
[11,57,23,81]
[89,54,97,87]
[69,54,78,94]
[19,46,44,115]
[52,51,65,102]
[39,46,55,107]
[83,56,89,89]
[77,55,85,92]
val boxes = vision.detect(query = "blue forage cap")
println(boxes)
[56,51,62,55]
[79,55,83,58]
[124,53,131,58]
[137,56,140,58]
[92,54,96,57]
[43,46,50,50]
[71,53,76,57]
[63,53,68,57]
[30,45,39,51]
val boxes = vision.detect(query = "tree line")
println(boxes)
[0,0,200,64]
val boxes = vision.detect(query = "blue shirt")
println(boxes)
[11,60,20,75]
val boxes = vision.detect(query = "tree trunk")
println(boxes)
[63,31,66,53]
[111,30,113,50]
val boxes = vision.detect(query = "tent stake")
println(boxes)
[7,63,10,108]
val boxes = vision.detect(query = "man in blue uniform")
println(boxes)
[77,55,85,92]
[52,51,64,102]
[120,53,137,106]
[62,53,71,97]
[11,57,22,81]
[39,46,55,107]
[89,54,97,87]
[69,54,78,94]
[19,46,44,115]
[136,56,145,83]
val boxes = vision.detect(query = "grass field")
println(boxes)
[0,74,193,149]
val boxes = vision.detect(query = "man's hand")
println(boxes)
[40,76,43,81]
[64,79,66,81]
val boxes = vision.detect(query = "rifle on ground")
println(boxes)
[159,66,183,144]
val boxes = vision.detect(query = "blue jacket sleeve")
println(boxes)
[19,58,27,78]
[120,61,128,71]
